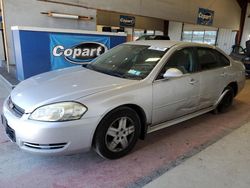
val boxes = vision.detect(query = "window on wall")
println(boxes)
[204,31,217,45]
[192,31,204,43]
[182,31,192,42]
[134,30,145,40]
[182,30,217,45]
[133,30,164,41]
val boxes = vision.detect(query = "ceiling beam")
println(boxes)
[237,0,248,8]
[236,0,248,44]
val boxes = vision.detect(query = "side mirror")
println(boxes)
[163,68,183,79]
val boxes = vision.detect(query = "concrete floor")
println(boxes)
[145,122,250,188]
[0,78,250,188]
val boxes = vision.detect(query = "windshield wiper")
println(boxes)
[104,71,125,78]
[111,72,143,80]
[84,64,120,77]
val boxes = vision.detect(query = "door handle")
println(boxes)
[189,78,198,85]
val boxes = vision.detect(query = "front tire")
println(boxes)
[93,107,140,159]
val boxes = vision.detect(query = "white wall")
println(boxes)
[2,0,97,64]
[183,24,217,31]
[217,29,237,55]
[24,0,240,29]
[241,4,250,48]
[76,0,240,30]
[168,21,182,41]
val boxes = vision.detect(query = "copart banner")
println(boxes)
[50,34,110,70]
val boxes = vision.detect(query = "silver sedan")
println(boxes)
[1,41,245,159]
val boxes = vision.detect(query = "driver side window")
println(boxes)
[157,48,195,80]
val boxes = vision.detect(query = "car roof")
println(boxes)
[126,40,214,49]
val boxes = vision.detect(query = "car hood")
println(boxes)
[10,67,134,113]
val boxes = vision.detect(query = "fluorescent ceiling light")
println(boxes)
[41,12,93,20]
[50,13,79,19]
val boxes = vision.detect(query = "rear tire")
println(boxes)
[93,107,140,159]
[216,86,234,113]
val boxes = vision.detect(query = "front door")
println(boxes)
[152,47,200,125]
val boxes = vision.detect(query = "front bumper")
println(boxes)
[2,99,100,155]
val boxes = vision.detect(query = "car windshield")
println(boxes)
[85,44,168,80]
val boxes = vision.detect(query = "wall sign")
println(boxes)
[50,34,110,70]
[120,15,135,27]
[197,8,214,26]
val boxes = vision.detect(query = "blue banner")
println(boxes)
[197,8,214,26]
[50,34,110,70]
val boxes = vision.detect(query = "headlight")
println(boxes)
[29,102,87,122]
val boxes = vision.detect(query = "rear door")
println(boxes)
[195,47,231,109]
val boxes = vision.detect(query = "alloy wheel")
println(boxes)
[105,117,135,152]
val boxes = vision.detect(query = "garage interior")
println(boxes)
[1,0,250,188]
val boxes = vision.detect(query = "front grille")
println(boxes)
[23,142,67,150]
[8,98,25,117]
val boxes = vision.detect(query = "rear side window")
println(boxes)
[215,50,230,67]
[197,48,230,71]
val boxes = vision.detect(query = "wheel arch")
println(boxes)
[92,103,148,147]
[124,104,148,140]
[227,81,238,97]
